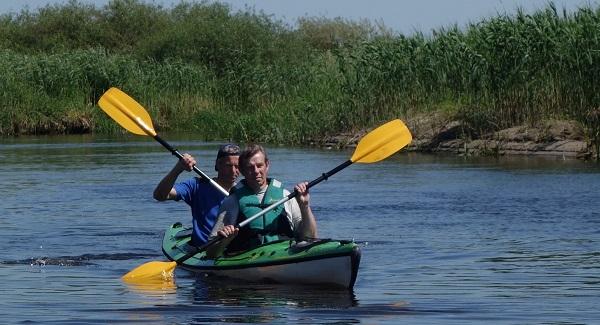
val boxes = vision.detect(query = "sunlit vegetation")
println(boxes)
[0,0,598,148]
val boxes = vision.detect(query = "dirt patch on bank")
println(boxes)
[321,113,595,160]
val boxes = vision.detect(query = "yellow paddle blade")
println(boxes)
[121,261,176,283]
[351,119,412,163]
[98,87,156,136]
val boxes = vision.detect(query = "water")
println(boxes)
[1,134,599,324]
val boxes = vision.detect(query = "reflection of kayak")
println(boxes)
[162,223,361,289]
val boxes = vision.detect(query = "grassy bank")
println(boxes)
[1,0,599,150]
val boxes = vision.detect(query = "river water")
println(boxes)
[1,134,599,324]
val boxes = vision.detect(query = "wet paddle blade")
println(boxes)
[123,277,176,293]
[98,87,156,136]
[351,119,412,163]
[121,261,177,282]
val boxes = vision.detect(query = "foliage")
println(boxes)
[0,0,599,153]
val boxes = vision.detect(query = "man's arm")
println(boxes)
[153,153,196,201]
[297,204,317,240]
[293,182,318,240]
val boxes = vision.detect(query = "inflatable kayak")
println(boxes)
[162,223,361,289]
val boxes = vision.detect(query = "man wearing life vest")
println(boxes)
[153,144,240,246]
[207,144,318,257]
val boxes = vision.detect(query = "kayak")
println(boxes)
[162,222,361,289]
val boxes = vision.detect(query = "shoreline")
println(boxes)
[2,113,595,160]
[319,115,595,160]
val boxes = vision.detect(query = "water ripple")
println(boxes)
[1,252,158,266]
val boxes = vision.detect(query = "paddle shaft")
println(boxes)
[153,135,229,196]
[175,159,354,263]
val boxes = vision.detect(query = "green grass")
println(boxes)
[0,0,599,154]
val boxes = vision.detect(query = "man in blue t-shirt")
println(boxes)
[153,144,240,246]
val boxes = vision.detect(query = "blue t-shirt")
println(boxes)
[174,177,227,246]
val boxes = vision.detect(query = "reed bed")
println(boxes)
[0,1,598,150]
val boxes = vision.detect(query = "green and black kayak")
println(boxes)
[162,223,361,289]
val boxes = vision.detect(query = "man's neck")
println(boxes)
[215,178,234,192]
[241,179,267,194]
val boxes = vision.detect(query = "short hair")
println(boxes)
[216,143,240,160]
[215,143,240,171]
[239,144,268,168]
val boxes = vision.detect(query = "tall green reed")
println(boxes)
[0,1,598,152]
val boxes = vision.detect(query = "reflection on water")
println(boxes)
[123,278,177,296]
[190,277,359,308]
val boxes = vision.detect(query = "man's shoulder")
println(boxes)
[178,177,207,186]
[195,176,211,184]
[191,177,226,196]
[220,193,240,211]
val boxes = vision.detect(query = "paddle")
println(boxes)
[121,118,413,282]
[97,87,228,196]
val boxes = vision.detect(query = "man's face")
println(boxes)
[241,152,269,192]
[216,156,239,184]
